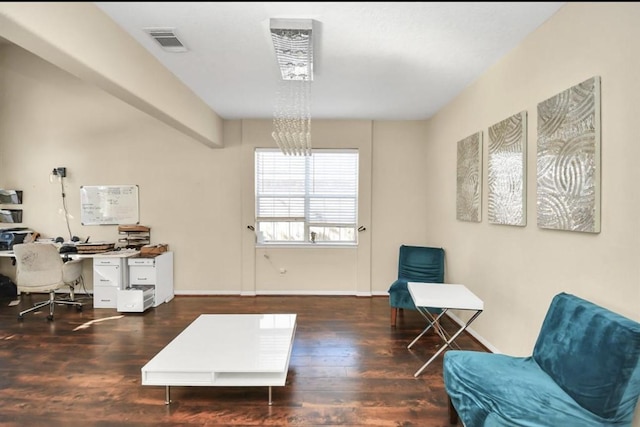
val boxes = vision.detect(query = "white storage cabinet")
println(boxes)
[93,256,130,308]
[117,251,174,313]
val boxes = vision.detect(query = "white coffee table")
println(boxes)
[141,313,297,405]
[407,283,483,377]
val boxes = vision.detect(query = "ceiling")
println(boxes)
[94,2,565,121]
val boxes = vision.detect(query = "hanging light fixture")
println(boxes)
[270,18,314,156]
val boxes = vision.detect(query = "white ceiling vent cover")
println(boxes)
[144,28,188,52]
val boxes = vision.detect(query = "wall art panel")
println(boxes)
[537,76,601,233]
[488,111,527,226]
[456,131,482,222]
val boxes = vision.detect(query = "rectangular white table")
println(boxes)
[407,283,483,377]
[141,313,297,405]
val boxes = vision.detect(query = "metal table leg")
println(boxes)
[408,308,448,349]
[165,386,171,405]
[415,307,462,351]
[413,310,483,377]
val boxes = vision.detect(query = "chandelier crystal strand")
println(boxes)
[294,80,303,155]
[273,78,311,156]
[303,77,311,155]
[270,19,313,156]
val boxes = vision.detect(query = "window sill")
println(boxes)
[256,243,357,249]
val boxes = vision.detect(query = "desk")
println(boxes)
[142,314,297,405]
[0,248,138,259]
[407,282,483,377]
[0,248,140,308]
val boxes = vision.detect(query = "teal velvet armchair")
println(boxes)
[387,245,445,327]
[444,292,640,426]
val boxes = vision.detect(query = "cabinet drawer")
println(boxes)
[128,258,155,267]
[94,286,117,308]
[129,266,156,285]
[93,258,122,267]
[117,286,154,313]
[93,265,121,287]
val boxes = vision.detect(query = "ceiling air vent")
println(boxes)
[144,28,188,52]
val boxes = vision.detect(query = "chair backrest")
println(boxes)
[13,243,64,290]
[532,292,640,423]
[397,245,444,283]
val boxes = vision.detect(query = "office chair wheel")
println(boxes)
[47,314,54,321]
[76,305,83,312]
[17,314,24,321]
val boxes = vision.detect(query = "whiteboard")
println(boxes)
[80,185,139,225]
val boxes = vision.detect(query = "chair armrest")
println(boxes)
[62,259,83,284]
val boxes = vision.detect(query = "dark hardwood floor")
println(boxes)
[0,293,486,426]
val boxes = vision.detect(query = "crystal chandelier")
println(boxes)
[270,19,314,156]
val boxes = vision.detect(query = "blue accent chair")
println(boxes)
[387,245,445,327]
[444,292,640,426]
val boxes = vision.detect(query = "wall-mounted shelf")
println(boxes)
[0,190,23,224]
[0,209,22,223]
[0,190,22,205]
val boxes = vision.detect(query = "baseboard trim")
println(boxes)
[167,291,502,352]
[445,311,501,354]
[174,290,389,297]
[176,290,239,296]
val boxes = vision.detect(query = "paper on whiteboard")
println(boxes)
[80,185,139,225]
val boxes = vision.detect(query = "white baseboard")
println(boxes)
[176,290,239,296]
[175,290,385,297]
[445,311,501,354]
[164,291,501,353]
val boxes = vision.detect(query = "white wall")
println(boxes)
[0,44,244,292]
[370,120,435,291]
[0,2,223,148]
[1,2,637,322]
[422,1,640,357]
[424,5,640,421]
[238,119,375,295]
[0,44,427,298]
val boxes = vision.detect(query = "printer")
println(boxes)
[0,228,33,250]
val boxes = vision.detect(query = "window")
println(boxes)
[255,148,359,244]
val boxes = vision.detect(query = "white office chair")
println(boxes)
[13,242,84,321]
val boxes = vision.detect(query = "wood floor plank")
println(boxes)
[0,294,486,426]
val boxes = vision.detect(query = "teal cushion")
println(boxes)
[388,279,417,310]
[444,351,634,426]
[533,293,640,420]
[388,280,442,314]
[397,245,444,283]
[444,293,640,426]
[388,245,445,311]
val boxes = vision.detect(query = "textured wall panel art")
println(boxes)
[488,111,527,226]
[456,132,482,222]
[537,76,601,233]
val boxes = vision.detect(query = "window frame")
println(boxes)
[254,148,359,246]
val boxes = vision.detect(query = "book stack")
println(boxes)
[75,242,116,254]
[118,225,151,249]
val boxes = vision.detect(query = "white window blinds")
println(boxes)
[255,149,359,243]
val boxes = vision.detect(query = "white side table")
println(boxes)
[407,282,483,377]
